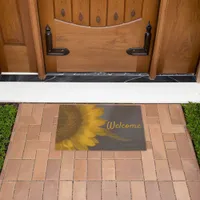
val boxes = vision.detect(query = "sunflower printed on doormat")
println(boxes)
[55,104,146,150]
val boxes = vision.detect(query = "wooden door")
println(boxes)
[38,0,160,73]
[0,0,37,72]
[153,0,200,75]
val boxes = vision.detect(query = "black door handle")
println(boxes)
[45,25,70,56]
[126,21,152,56]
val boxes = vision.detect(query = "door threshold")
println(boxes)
[0,82,200,103]
[0,73,196,82]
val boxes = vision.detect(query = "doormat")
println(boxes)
[55,104,146,150]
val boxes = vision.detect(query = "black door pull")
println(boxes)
[126,21,152,56]
[45,25,70,56]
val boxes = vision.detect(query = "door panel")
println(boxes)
[90,0,107,27]
[4,45,30,72]
[38,0,159,73]
[0,0,37,72]
[0,0,24,44]
[54,0,72,22]
[125,0,143,22]
[72,0,90,26]
[157,0,200,74]
[107,0,125,26]
[56,20,140,72]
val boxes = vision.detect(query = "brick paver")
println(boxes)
[0,103,200,200]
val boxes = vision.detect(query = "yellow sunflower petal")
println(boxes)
[82,104,96,110]
[71,138,89,150]
[63,140,74,149]
[62,141,72,150]
[96,128,107,136]
[83,129,97,138]
[92,138,99,144]
[85,119,107,127]
[78,104,96,115]
[87,107,104,116]
[78,136,97,147]
[55,143,62,150]
[81,106,104,120]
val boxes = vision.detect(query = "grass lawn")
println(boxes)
[0,104,17,171]
[182,103,200,164]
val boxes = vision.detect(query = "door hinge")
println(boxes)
[126,21,152,56]
[45,25,70,56]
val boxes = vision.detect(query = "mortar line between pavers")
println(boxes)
[16,121,32,183]
[57,150,63,200]
[72,150,75,199]
[174,136,187,181]
[143,122,158,182]
[37,104,44,141]
[85,150,88,200]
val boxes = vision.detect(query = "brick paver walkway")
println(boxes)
[0,104,200,200]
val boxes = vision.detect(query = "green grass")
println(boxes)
[0,105,17,171]
[182,103,200,164]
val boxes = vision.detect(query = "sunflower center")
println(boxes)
[56,105,83,143]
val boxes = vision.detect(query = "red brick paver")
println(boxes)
[0,103,200,200]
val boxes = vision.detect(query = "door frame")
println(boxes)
[149,0,166,79]
[195,57,200,82]
[29,0,200,80]
[27,0,46,79]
